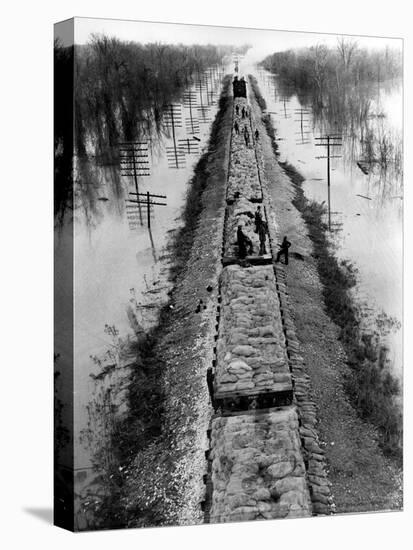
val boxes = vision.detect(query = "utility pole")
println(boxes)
[197,71,206,111]
[294,108,311,132]
[204,70,210,105]
[119,141,150,226]
[126,191,167,229]
[294,108,311,145]
[183,91,200,135]
[207,67,217,105]
[315,134,342,231]
[178,137,200,156]
[196,71,211,123]
[164,104,185,169]
[279,96,291,119]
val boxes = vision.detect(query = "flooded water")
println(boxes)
[240,51,402,379]
[54,66,227,529]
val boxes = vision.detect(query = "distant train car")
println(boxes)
[232,76,247,98]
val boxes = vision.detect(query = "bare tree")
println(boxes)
[310,44,329,105]
[337,36,358,70]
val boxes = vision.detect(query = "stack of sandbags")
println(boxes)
[227,140,262,202]
[215,265,291,398]
[209,407,312,523]
[228,99,262,203]
[224,198,261,257]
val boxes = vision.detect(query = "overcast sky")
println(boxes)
[55,16,402,59]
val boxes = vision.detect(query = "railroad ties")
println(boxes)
[203,83,332,524]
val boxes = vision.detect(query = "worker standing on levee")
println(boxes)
[234,120,239,135]
[237,225,253,258]
[258,220,269,255]
[254,129,259,142]
[275,236,291,265]
[254,205,263,232]
[235,104,239,116]
[243,126,250,147]
[241,106,245,118]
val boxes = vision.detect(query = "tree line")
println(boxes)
[74,36,233,158]
[54,35,236,222]
[261,38,402,104]
[261,39,402,174]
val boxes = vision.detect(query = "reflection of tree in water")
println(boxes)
[263,41,402,196]
[54,39,74,227]
[78,320,141,530]
[76,279,172,530]
[55,35,234,227]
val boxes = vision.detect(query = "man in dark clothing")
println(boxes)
[237,225,253,258]
[275,236,291,264]
[244,128,250,147]
[258,220,268,255]
[254,129,259,141]
[234,121,239,134]
[241,107,245,118]
[235,104,239,115]
[254,205,263,232]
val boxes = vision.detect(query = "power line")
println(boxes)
[314,134,343,230]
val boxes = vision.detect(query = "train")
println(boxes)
[232,76,247,98]
[202,81,332,524]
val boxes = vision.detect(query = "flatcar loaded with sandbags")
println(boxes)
[202,79,333,525]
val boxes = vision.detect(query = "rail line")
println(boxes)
[202,77,333,524]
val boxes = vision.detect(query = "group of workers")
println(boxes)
[237,205,291,263]
[237,218,291,265]
[233,101,291,264]
[234,102,261,149]
[235,104,249,118]
[236,206,266,259]
[233,121,260,149]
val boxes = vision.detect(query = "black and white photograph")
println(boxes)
[3,2,411,547]
[53,15,403,532]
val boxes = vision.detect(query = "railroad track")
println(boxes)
[202,79,334,524]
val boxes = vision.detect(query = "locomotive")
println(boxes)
[232,76,247,98]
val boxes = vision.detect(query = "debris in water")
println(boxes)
[357,161,370,175]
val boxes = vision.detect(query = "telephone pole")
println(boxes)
[315,134,342,231]
[178,137,200,156]
[164,104,185,169]
[294,108,311,145]
[126,191,167,230]
[183,91,200,135]
[119,141,150,226]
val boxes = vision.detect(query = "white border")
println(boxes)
[1,1,411,548]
